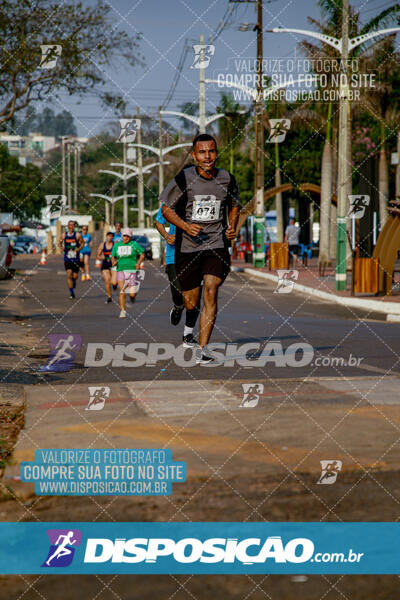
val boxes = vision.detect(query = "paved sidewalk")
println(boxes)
[233,257,400,318]
[5,375,400,501]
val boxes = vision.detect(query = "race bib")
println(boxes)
[192,195,220,222]
[67,250,76,259]
[118,245,132,257]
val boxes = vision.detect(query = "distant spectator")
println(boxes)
[284,218,299,265]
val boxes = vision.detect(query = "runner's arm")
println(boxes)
[155,220,175,245]
[111,244,118,267]
[96,243,104,260]
[161,206,202,238]
[225,205,240,240]
[58,232,65,250]
[136,252,145,270]
[76,233,85,251]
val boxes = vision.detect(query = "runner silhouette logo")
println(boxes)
[191,44,215,69]
[267,119,291,143]
[348,195,370,219]
[118,119,141,143]
[39,45,62,69]
[42,529,82,567]
[39,334,82,372]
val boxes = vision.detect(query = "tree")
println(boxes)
[0,144,43,218]
[301,0,400,257]
[0,0,143,126]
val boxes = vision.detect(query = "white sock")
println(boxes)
[184,326,193,337]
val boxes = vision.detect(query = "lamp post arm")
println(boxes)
[128,143,160,157]
[98,169,125,180]
[349,27,400,51]
[162,142,192,156]
[205,113,226,125]
[160,110,200,126]
[266,27,342,52]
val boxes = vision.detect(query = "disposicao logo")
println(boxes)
[83,536,314,565]
[42,529,82,567]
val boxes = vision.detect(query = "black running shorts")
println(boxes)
[64,260,80,273]
[175,248,231,291]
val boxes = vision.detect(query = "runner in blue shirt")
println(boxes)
[113,222,123,242]
[156,205,199,348]
[79,225,92,281]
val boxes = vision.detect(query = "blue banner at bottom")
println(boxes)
[0,522,398,574]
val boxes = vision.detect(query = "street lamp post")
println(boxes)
[90,192,137,227]
[136,107,145,228]
[161,34,226,134]
[267,21,400,290]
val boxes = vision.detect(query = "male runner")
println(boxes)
[155,206,199,348]
[80,225,92,281]
[113,222,123,242]
[161,133,240,364]
[111,227,145,318]
[96,230,114,303]
[111,222,123,289]
[58,220,84,299]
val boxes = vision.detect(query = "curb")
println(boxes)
[239,267,400,318]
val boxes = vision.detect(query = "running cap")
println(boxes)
[122,228,131,237]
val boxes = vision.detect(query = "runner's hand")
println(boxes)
[166,234,176,245]
[186,223,203,237]
[225,225,236,240]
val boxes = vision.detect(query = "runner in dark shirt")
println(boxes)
[161,133,240,364]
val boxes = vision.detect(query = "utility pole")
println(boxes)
[111,182,116,226]
[230,0,265,266]
[199,34,206,134]
[61,136,66,199]
[67,142,72,211]
[122,136,128,228]
[253,0,265,267]
[159,107,164,196]
[137,107,145,228]
[73,144,78,210]
[336,0,349,290]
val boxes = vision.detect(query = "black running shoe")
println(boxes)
[182,333,198,348]
[195,347,215,365]
[69,291,75,300]
[112,284,117,291]
[106,297,112,304]
[130,295,136,303]
[170,305,184,326]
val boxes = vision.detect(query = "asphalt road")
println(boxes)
[10,254,400,384]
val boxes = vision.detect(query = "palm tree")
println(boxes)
[301,0,400,256]
[358,37,400,228]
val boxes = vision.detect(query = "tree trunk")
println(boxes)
[346,106,353,269]
[319,137,332,267]
[275,141,284,242]
[396,131,400,200]
[379,147,389,229]
[330,126,338,262]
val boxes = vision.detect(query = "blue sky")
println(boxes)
[48,0,395,136]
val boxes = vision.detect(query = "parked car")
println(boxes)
[11,235,41,255]
[131,235,153,260]
[0,235,13,279]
